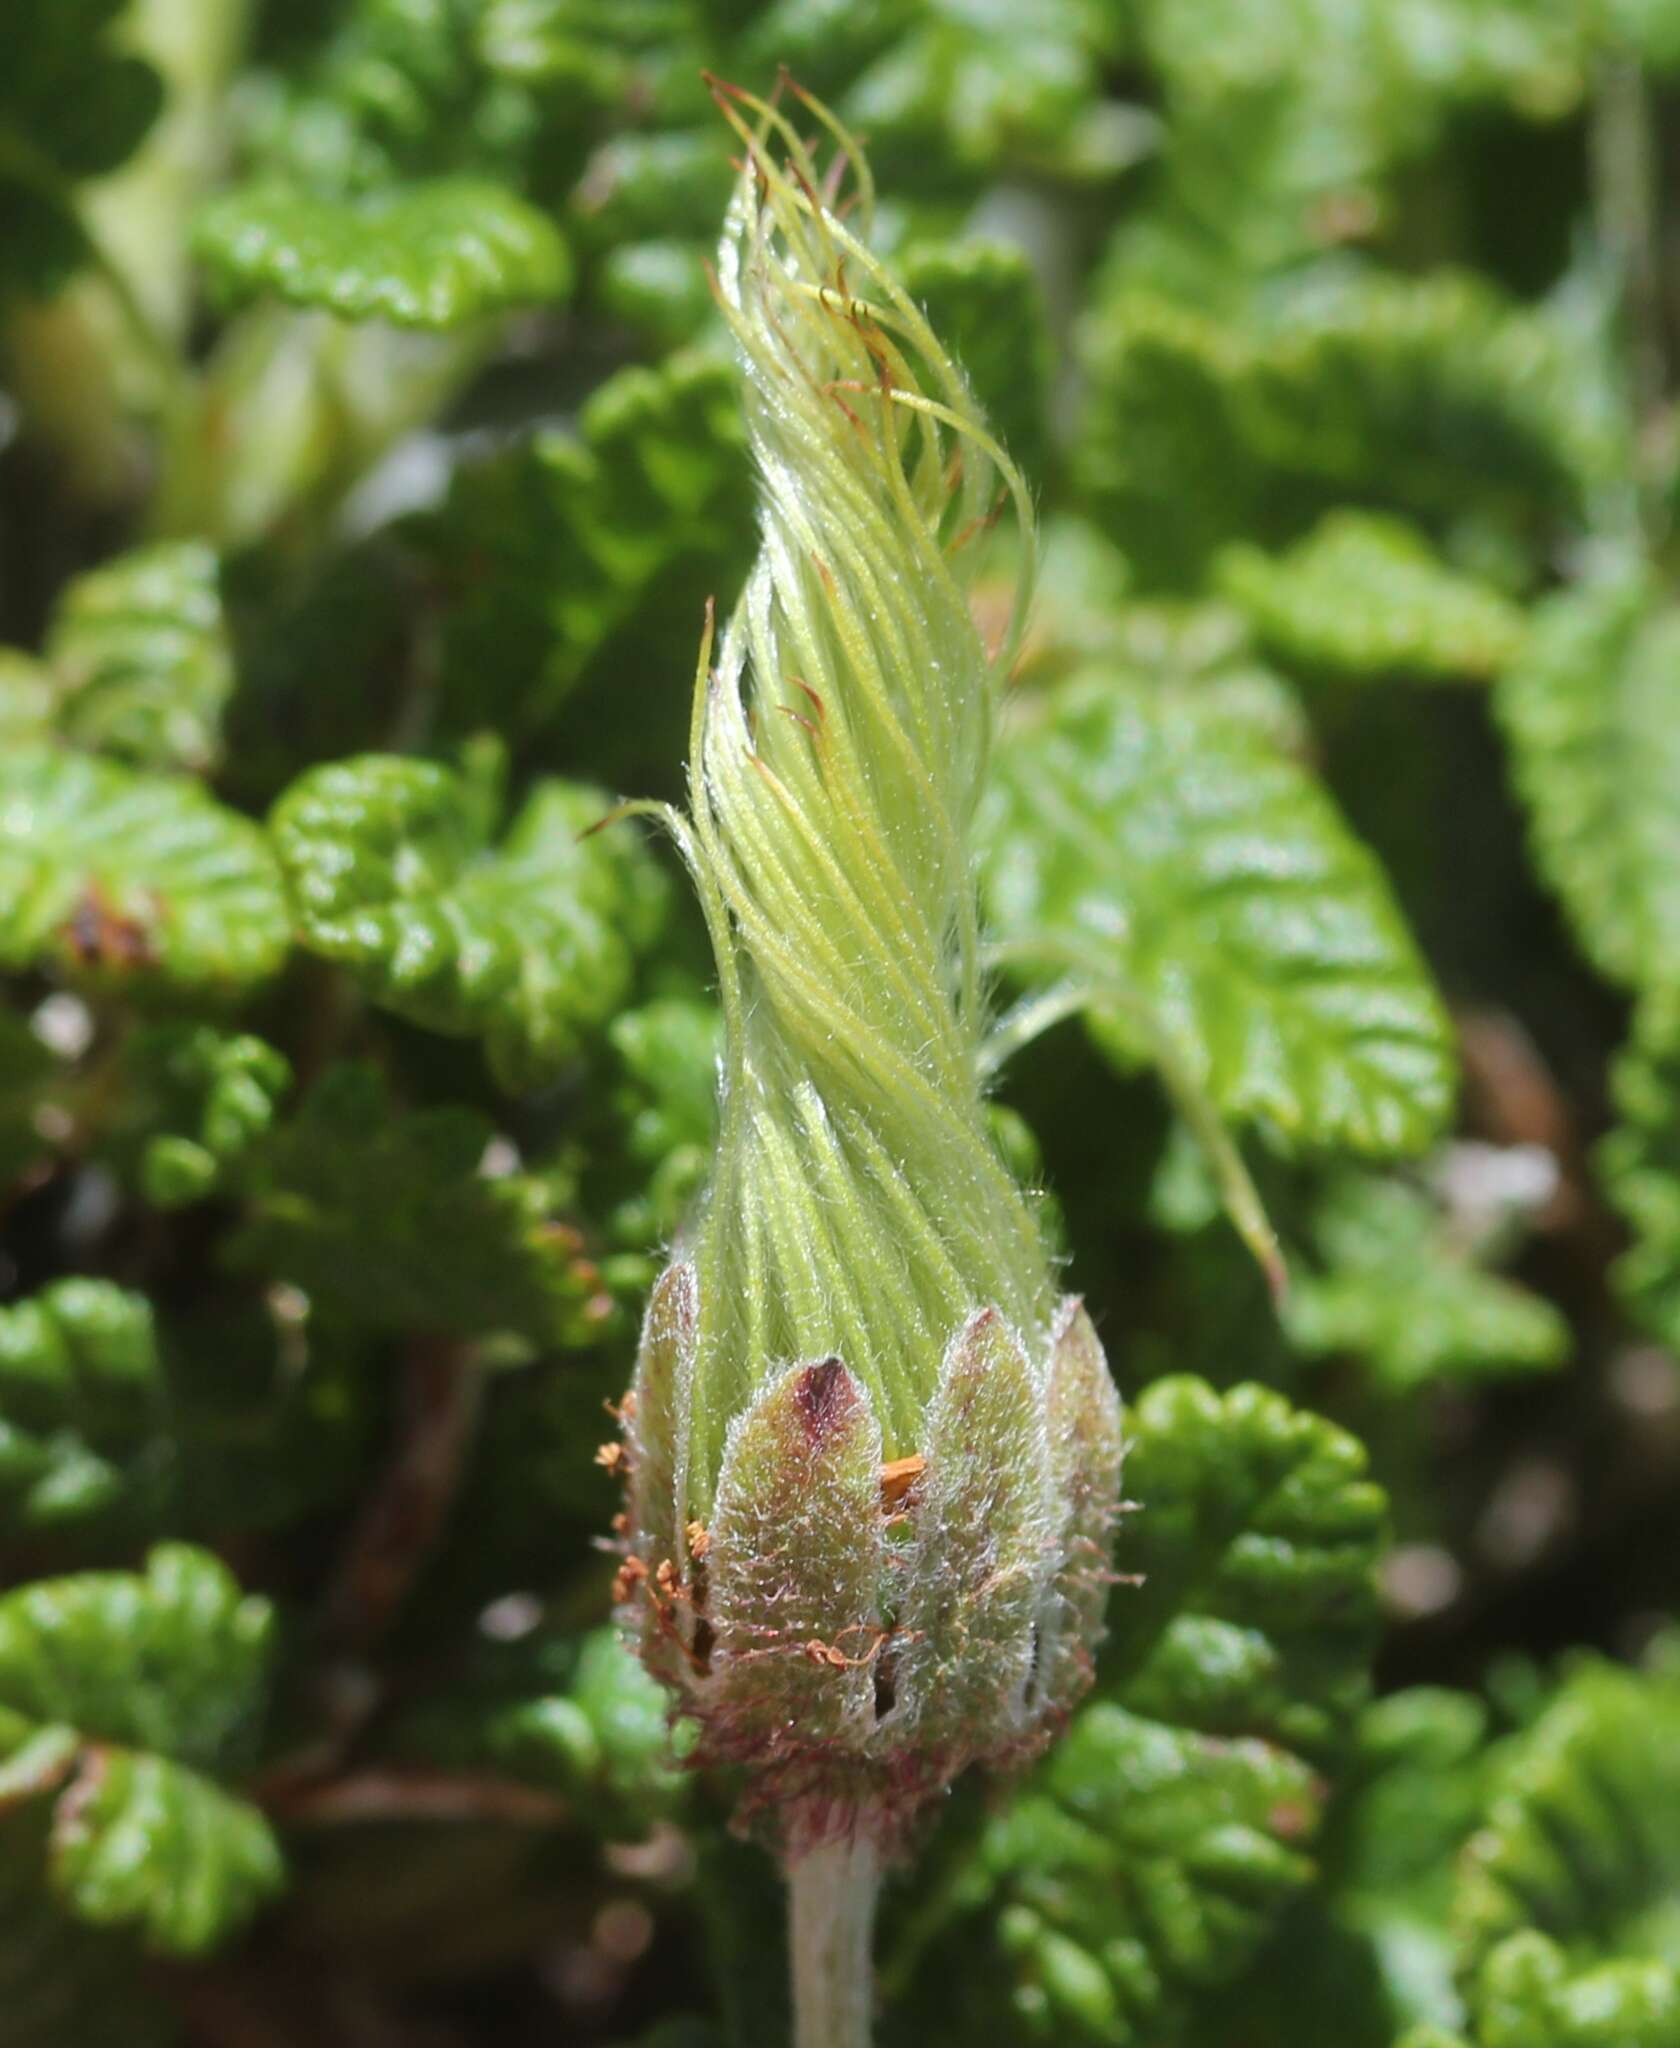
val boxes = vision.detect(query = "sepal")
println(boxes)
[708,1358,885,1760]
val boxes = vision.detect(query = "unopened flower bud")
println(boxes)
[613,85,1124,1859]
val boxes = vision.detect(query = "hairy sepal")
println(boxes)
[896,1308,1053,1755]
[617,1277,1124,1847]
[625,1262,696,1684]
[1033,1298,1126,1718]
[707,1358,885,1764]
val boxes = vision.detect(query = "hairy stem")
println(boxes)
[788,1830,881,2048]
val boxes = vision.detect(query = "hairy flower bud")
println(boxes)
[613,86,1124,1855]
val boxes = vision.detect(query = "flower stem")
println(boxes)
[788,1828,880,2048]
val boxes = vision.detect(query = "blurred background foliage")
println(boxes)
[3,1,1680,2043]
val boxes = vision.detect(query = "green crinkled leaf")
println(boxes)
[194,178,572,328]
[45,1744,283,1957]
[395,1625,686,1836]
[0,1545,281,1956]
[599,995,719,1249]
[1407,1933,1680,2048]
[110,1024,293,1208]
[1219,513,1528,683]
[1494,573,1680,994]
[1126,0,1591,305]
[894,1700,1325,2048]
[1142,0,1591,133]
[1107,1376,1386,1760]
[0,746,289,997]
[819,0,1115,181]
[1000,1706,1321,2041]
[1597,1000,1680,1350]
[1077,273,1617,588]
[1455,1655,1680,1980]
[269,755,667,1091]
[1330,1688,1497,2027]
[569,129,730,341]
[899,238,1053,482]
[994,522,1313,757]
[237,0,626,201]
[0,0,165,295]
[570,125,731,244]
[1190,1685,1501,2046]
[231,1061,618,1346]
[413,349,751,735]
[1285,1170,1570,1394]
[981,675,1455,1157]
[0,1544,271,1772]
[0,1281,170,1537]
[892,1376,1385,2045]
[39,542,233,775]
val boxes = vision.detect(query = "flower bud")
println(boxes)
[612,86,1124,1853]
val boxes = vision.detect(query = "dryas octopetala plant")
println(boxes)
[609,81,1125,2041]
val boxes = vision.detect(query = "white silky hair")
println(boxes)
[667,86,1056,1517]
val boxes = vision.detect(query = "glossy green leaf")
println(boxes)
[0,747,289,997]
[1331,1688,1498,2014]
[1107,1376,1387,1759]
[1202,1685,1501,2045]
[1455,1654,1680,1980]
[45,1746,283,1956]
[231,1062,618,1346]
[1495,573,1680,994]
[1405,1933,1680,2048]
[892,1377,1385,2045]
[599,995,719,1249]
[1597,999,1680,1350]
[1286,1170,1570,1393]
[981,676,1455,1156]
[0,1281,169,1536]
[194,178,571,328]
[395,1625,685,1836]
[0,1545,281,1955]
[1141,0,1591,135]
[900,239,1053,481]
[42,543,233,774]
[1125,0,1591,311]
[820,0,1114,180]
[269,755,667,1091]
[1078,274,1617,587]
[110,1024,292,1208]
[238,0,622,199]
[413,349,751,735]
[982,1704,1322,2045]
[1219,513,1528,682]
